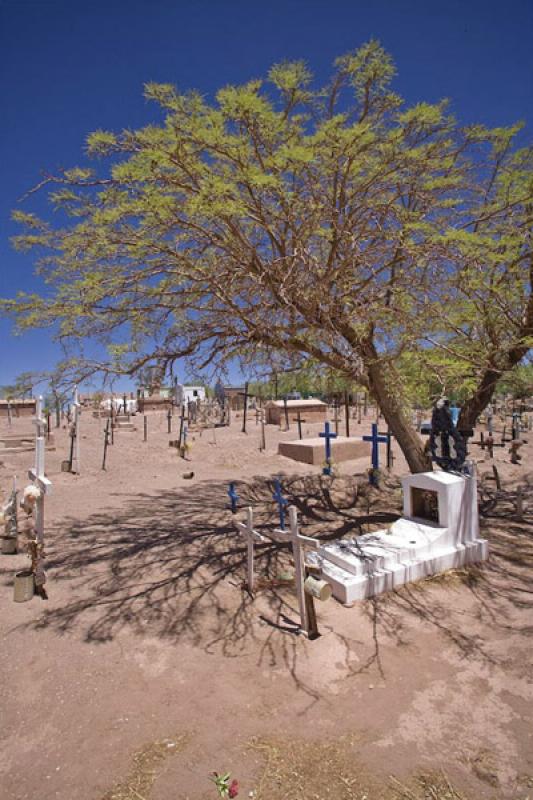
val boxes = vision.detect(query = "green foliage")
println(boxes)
[1,41,531,464]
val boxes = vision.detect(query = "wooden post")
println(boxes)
[344,392,350,437]
[386,428,393,469]
[102,419,110,470]
[241,382,249,434]
[46,412,51,441]
[55,398,60,428]
[260,409,266,452]
[246,506,255,592]
[71,386,81,474]
[143,415,147,442]
[297,411,303,440]
[178,405,185,447]
[333,402,339,436]
[167,408,172,434]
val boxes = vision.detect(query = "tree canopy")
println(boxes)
[3,40,532,471]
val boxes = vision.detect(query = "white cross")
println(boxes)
[236,504,320,634]
[29,395,52,545]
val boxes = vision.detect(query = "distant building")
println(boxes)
[223,386,248,411]
[139,384,206,412]
[0,398,36,418]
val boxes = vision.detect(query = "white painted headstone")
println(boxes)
[313,464,488,604]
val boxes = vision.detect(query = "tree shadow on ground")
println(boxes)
[14,473,533,686]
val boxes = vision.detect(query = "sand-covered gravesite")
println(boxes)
[1,407,532,800]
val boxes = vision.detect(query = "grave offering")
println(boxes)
[14,397,53,601]
[1,477,18,554]
[265,398,327,425]
[311,464,488,604]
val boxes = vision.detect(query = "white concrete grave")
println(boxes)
[310,464,489,604]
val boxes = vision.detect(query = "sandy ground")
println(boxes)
[0,407,532,800]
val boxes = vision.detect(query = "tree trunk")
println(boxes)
[362,343,432,474]
[458,367,503,432]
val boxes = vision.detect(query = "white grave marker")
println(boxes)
[29,396,53,547]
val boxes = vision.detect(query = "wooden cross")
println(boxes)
[235,505,321,636]
[71,386,81,474]
[272,506,321,635]
[235,506,267,592]
[296,410,306,440]
[239,382,249,433]
[333,401,340,435]
[344,391,350,437]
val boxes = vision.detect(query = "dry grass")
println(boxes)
[101,734,190,800]
[100,734,481,800]
[390,773,468,799]
[248,737,474,800]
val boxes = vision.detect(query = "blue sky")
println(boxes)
[1,0,532,391]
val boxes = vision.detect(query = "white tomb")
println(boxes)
[311,466,489,604]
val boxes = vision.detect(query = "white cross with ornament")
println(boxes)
[29,395,52,546]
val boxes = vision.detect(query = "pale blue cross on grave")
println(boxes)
[319,421,337,475]
[272,478,288,530]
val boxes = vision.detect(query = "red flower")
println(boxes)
[228,779,239,798]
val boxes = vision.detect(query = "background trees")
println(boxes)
[2,42,531,472]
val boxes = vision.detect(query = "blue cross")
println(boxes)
[228,482,239,514]
[272,478,288,530]
[319,421,337,475]
[363,423,389,470]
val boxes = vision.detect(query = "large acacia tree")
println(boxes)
[3,41,532,472]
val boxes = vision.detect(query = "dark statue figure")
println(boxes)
[429,397,467,471]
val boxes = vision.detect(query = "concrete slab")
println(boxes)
[278,436,370,465]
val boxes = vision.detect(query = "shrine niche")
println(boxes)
[411,487,439,524]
